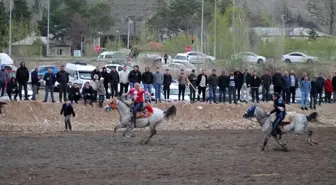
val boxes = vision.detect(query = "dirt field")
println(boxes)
[0,128,335,185]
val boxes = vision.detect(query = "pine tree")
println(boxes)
[12,0,32,22]
[0,1,8,49]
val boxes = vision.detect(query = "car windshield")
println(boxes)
[175,55,187,60]
[113,53,126,58]
[78,71,92,80]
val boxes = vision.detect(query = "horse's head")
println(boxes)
[243,103,257,119]
[105,98,118,112]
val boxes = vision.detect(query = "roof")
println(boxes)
[252,27,334,37]
[12,36,48,45]
[0,53,14,65]
[65,63,96,71]
[175,53,188,56]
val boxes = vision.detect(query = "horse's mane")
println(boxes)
[116,97,131,108]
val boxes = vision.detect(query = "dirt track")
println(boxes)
[0,128,335,185]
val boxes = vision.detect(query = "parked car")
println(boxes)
[97,51,130,64]
[173,61,197,71]
[163,63,193,74]
[0,84,33,101]
[185,51,216,64]
[29,65,59,87]
[104,64,131,73]
[281,52,318,63]
[232,52,266,63]
[163,84,190,102]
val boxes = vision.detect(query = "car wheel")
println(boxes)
[257,59,263,64]
[285,59,291,63]
[307,59,313,63]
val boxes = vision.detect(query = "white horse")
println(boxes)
[243,103,318,152]
[104,98,176,144]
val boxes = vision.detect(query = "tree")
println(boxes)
[0,1,8,50]
[12,0,32,22]
[86,2,114,35]
[308,0,336,35]
[66,13,90,50]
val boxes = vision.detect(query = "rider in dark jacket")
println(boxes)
[267,92,286,136]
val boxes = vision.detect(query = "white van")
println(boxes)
[64,62,96,87]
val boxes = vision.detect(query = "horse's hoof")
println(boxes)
[283,148,289,152]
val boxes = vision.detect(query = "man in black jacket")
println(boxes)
[110,67,120,98]
[188,70,197,103]
[16,62,29,100]
[251,71,261,103]
[69,83,81,103]
[56,65,70,103]
[142,67,154,101]
[128,65,142,88]
[31,67,39,100]
[218,71,228,103]
[197,70,207,102]
[163,69,172,100]
[261,70,271,101]
[315,72,325,106]
[240,69,252,103]
[272,69,283,94]
[101,67,110,98]
[234,68,243,102]
[332,72,336,103]
[91,66,101,81]
[60,100,76,131]
[43,69,56,103]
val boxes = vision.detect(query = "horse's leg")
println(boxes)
[143,127,157,145]
[261,135,270,152]
[122,126,134,138]
[273,136,288,152]
[307,130,318,145]
[112,123,125,138]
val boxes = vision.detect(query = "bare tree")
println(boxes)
[308,0,336,35]
[66,13,91,50]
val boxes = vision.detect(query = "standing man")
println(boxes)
[109,67,120,98]
[154,67,163,103]
[128,65,142,88]
[31,67,40,100]
[218,71,228,103]
[289,70,298,103]
[101,67,110,99]
[188,69,197,103]
[310,77,317,110]
[178,69,187,102]
[207,69,218,104]
[60,99,76,131]
[332,72,336,103]
[56,65,69,103]
[234,68,243,102]
[163,69,172,101]
[0,65,9,97]
[315,72,325,106]
[250,71,261,103]
[91,66,101,81]
[228,71,237,104]
[261,70,271,102]
[43,69,56,103]
[16,62,30,100]
[282,71,290,104]
[163,53,168,65]
[240,69,252,103]
[119,65,130,96]
[197,69,207,102]
[142,67,154,101]
[272,69,283,95]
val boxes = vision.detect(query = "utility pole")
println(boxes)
[232,0,235,57]
[127,17,131,49]
[200,0,204,53]
[47,0,50,56]
[8,0,12,56]
[214,0,217,58]
[281,14,287,43]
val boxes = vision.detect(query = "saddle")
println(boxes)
[279,121,291,126]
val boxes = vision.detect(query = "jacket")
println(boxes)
[142,71,154,84]
[325,79,333,93]
[43,73,56,86]
[270,98,286,115]
[110,71,120,84]
[0,69,9,83]
[261,74,271,86]
[242,72,252,86]
[6,78,18,92]
[163,74,172,86]
[31,71,39,85]
[310,81,318,95]
[196,74,207,87]
[119,70,129,84]
[332,76,336,90]
[272,73,283,87]
[207,74,218,86]
[178,74,187,85]
[188,73,197,87]
[82,85,94,95]
[91,69,101,81]
[101,71,110,85]
[16,67,29,83]
[234,71,243,87]
[154,72,163,84]
[282,76,290,89]
[218,75,229,89]
[69,86,80,96]
[251,75,261,87]
[97,81,105,95]
[300,80,311,93]
[60,103,75,117]
[56,70,69,84]
[289,74,298,88]
[128,70,142,83]
[315,77,325,89]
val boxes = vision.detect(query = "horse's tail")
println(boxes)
[306,112,318,122]
[164,105,176,119]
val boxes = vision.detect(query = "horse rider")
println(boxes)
[267,92,286,136]
[123,82,151,127]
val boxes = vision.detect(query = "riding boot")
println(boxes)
[276,127,282,136]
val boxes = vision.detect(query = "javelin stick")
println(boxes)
[186,77,200,97]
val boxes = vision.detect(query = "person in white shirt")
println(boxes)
[119,65,130,96]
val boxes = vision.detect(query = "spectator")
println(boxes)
[163,69,172,101]
[282,71,290,104]
[300,76,311,110]
[6,77,19,101]
[218,71,228,103]
[0,65,9,97]
[56,65,69,103]
[91,66,101,81]
[82,81,94,106]
[97,77,106,107]
[234,68,243,102]
[240,69,252,103]
[178,69,187,102]
[110,67,119,98]
[91,74,99,101]
[119,65,130,96]
[188,69,197,103]
[31,67,39,100]
[207,69,218,104]
[197,69,207,102]
[16,62,29,100]
[60,99,75,131]
[164,53,168,65]
[310,77,317,110]
[69,83,80,103]
[301,72,307,81]
[332,72,336,103]
[153,67,163,103]
[142,67,154,101]
[324,76,333,104]
[101,67,110,99]
[251,71,261,103]
[272,69,283,95]
[261,70,271,102]
[315,73,325,106]
[128,65,142,88]
[43,69,56,103]
[289,70,298,103]
[228,71,237,104]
